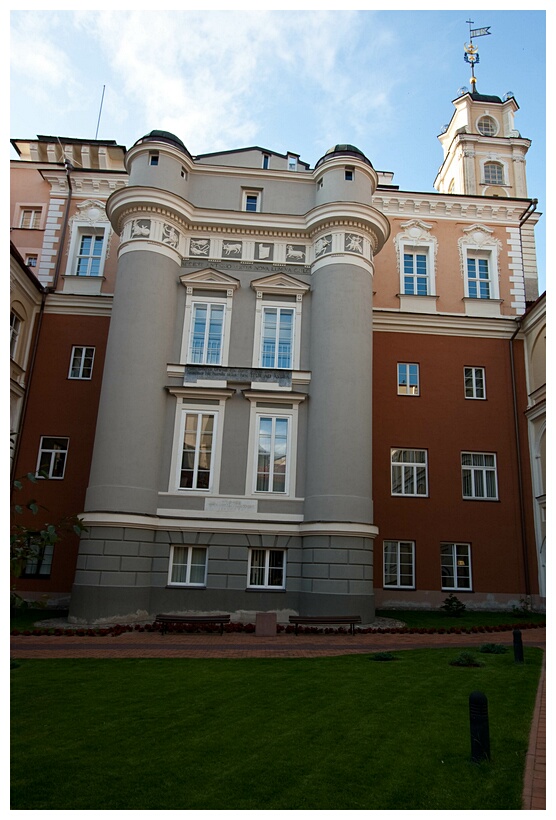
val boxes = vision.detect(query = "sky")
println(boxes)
[9,6,548,291]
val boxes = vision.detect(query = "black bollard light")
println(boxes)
[513,628,524,663]
[469,691,491,763]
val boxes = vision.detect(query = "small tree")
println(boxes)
[440,592,466,617]
[11,472,87,606]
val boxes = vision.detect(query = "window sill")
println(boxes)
[165,585,207,589]
[62,275,105,296]
[462,297,502,318]
[246,587,286,592]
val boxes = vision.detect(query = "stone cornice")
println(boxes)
[373,308,520,339]
[44,292,113,316]
[373,191,530,224]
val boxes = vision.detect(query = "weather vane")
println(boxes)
[464,19,491,92]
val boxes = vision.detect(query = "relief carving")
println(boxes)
[190,238,210,256]
[314,235,332,257]
[131,219,151,237]
[286,244,306,262]
[345,233,363,254]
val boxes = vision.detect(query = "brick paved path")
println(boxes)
[11,626,545,809]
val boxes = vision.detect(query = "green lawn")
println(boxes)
[11,650,542,810]
[377,609,546,629]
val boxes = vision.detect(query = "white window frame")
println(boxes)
[398,363,420,396]
[466,253,493,299]
[22,538,54,579]
[245,394,303,498]
[476,115,498,136]
[391,448,428,497]
[36,436,69,479]
[167,545,208,587]
[394,222,437,299]
[253,414,291,494]
[242,190,261,212]
[65,222,109,279]
[461,452,498,500]
[483,161,504,185]
[253,298,302,371]
[180,272,238,367]
[247,547,286,589]
[459,226,500,303]
[18,207,42,229]
[402,247,430,296]
[464,366,486,399]
[383,540,415,589]
[69,346,95,380]
[25,254,38,268]
[10,311,22,359]
[441,542,472,591]
[187,300,227,366]
[259,305,296,369]
[169,399,226,495]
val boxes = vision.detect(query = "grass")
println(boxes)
[10,608,68,631]
[11,649,542,810]
[377,609,546,629]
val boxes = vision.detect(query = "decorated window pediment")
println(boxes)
[250,272,310,298]
[179,268,240,292]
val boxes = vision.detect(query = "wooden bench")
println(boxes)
[155,614,231,635]
[288,615,362,635]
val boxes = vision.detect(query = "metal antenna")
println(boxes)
[95,85,106,140]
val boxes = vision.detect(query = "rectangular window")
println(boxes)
[441,543,472,590]
[19,208,42,229]
[244,193,259,212]
[484,163,504,185]
[287,155,297,171]
[10,311,21,359]
[149,154,159,166]
[36,437,69,479]
[188,303,225,365]
[76,232,105,277]
[69,346,95,379]
[391,448,428,496]
[21,538,54,579]
[261,307,294,369]
[461,452,498,499]
[345,168,354,181]
[403,252,428,295]
[25,254,38,267]
[180,413,215,490]
[262,154,270,169]
[466,256,491,299]
[383,540,415,588]
[168,545,208,586]
[464,366,486,399]
[256,416,289,493]
[398,363,419,396]
[248,548,286,588]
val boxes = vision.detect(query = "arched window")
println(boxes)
[484,162,504,185]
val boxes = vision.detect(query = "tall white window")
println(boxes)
[441,543,472,590]
[462,452,498,499]
[261,307,294,369]
[464,367,486,399]
[36,437,69,479]
[466,256,492,299]
[69,346,95,379]
[188,303,225,365]
[256,416,289,493]
[10,311,21,359]
[383,540,415,588]
[398,363,419,396]
[248,548,286,588]
[76,232,105,276]
[19,208,42,229]
[484,162,504,185]
[168,545,208,586]
[403,251,429,295]
[180,412,216,490]
[391,449,428,497]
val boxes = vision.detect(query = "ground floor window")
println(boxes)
[21,538,54,579]
[383,540,415,588]
[168,545,208,586]
[441,543,472,591]
[36,437,69,479]
[248,548,285,589]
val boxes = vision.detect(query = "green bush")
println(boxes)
[479,643,508,654]
[449,651,484,667]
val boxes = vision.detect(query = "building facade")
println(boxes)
[10,91,544,622]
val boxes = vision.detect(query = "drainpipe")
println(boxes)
[10,154,74,489]
[509,319,531,600]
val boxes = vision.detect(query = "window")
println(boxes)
[287,154,297,171]
[243,192,260,212]
[168,545,208,586]
[462,452,498,499]
[403,251,429,295]
[345,168,354,181]
[484,162,504,185]
[69,346,95,379]
[248,548,286,588]
[36,437,69,479]
[383,540,415,588]
[256,416,289,493]
[464,367,486,399]
[262,154,270,169]
[391,449,428,496]
[25,254,38,268]
[21,537,54,579]
[260,307,294,368]
[466,256,491,299]
[149,153,159,166]
[179,412,216,490]
[188,303,225,365]
[398,363,419,396]
[477,116,497,136]
[75,232,105,276]
[19,208,42,229]
[441,543,472,590]
[10,311,21,359]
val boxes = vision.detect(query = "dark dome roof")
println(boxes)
[134,130,190,155]
[315,143,372,169]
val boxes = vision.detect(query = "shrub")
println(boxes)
[479,643,508,654]
[440,593,466,617]
[449,651,484,667]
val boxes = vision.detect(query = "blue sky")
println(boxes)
[10,7,548,291]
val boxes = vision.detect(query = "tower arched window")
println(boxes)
[484,162,504,185]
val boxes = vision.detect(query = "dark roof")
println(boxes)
[194,146,310,169]
[469,92,503,103]
[315,144,373,169]
[134,130,191,156]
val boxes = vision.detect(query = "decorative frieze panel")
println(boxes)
[122,216,185,256]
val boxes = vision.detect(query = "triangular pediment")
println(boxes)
[250,272,310,296]
[180,268,240,291]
